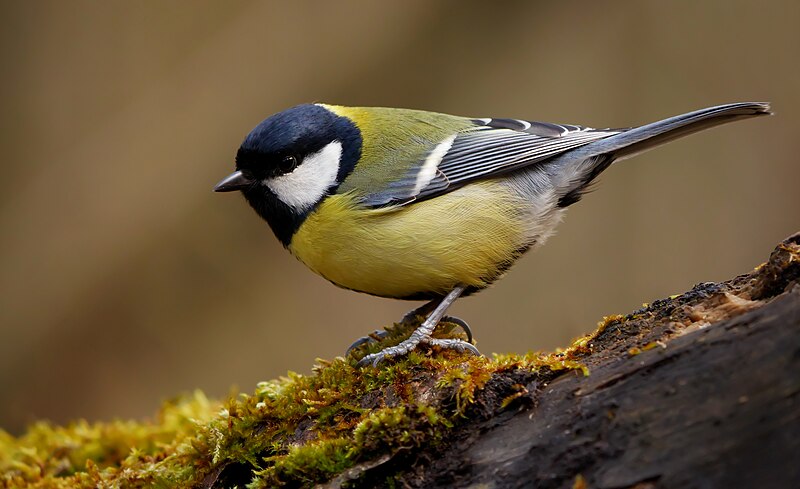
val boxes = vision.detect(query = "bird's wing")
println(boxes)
[359,118,621,208]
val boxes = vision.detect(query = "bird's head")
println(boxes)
[214,104,361,246]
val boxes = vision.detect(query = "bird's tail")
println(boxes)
[550,102,771,207]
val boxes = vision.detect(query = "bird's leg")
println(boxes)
[398,300,439,325]
[345,296,473,358]
[356,286,480,367]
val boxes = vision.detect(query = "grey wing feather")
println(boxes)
[360,118,620,208]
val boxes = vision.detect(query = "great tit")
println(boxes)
[214,102,770,366]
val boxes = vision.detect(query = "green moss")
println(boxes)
[0,391,216,488]
[1,318,598,489]
[254,438,353,488]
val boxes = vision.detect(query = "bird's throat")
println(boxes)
[243,187,310,248]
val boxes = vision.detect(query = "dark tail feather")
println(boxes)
[553,102,771,207]
[606,102,771,161]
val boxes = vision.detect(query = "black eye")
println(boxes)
[279,155,298,174]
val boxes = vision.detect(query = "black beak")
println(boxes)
[214,170,254,192]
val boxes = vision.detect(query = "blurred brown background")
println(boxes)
[1,0,798,434]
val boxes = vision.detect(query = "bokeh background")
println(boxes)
[1,0,798,434]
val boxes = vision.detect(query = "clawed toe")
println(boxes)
[423,337,481,356]
[439,316,473,343]
[346,317,474,361]
[356,351,388,368]
[356,336,481,368]
[344,330,389,357]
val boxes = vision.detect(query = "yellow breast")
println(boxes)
[288,181,527,299]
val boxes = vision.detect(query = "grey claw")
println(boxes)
[423,337,481,357]
[355,338,480,368]
[356,352,386,368]
[345,330,388,357]
[440,316,473,344]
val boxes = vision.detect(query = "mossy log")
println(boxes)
[2,234,799,489]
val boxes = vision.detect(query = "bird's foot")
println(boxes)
[345,313,473,358]
[422,337,480,354]
[345,315,473,358]
[350,286,476,367]
[356,334,480,368]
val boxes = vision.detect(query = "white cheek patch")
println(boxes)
[263,141,343,212]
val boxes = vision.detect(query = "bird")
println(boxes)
[214,102,770,367]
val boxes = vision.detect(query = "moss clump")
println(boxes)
[1,319,598,489]
[0,391,216,488]
[255,438,352,488]
[352,404,452,455]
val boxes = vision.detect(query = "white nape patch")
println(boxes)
[264,141,342,212]
[413,134,457,194]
